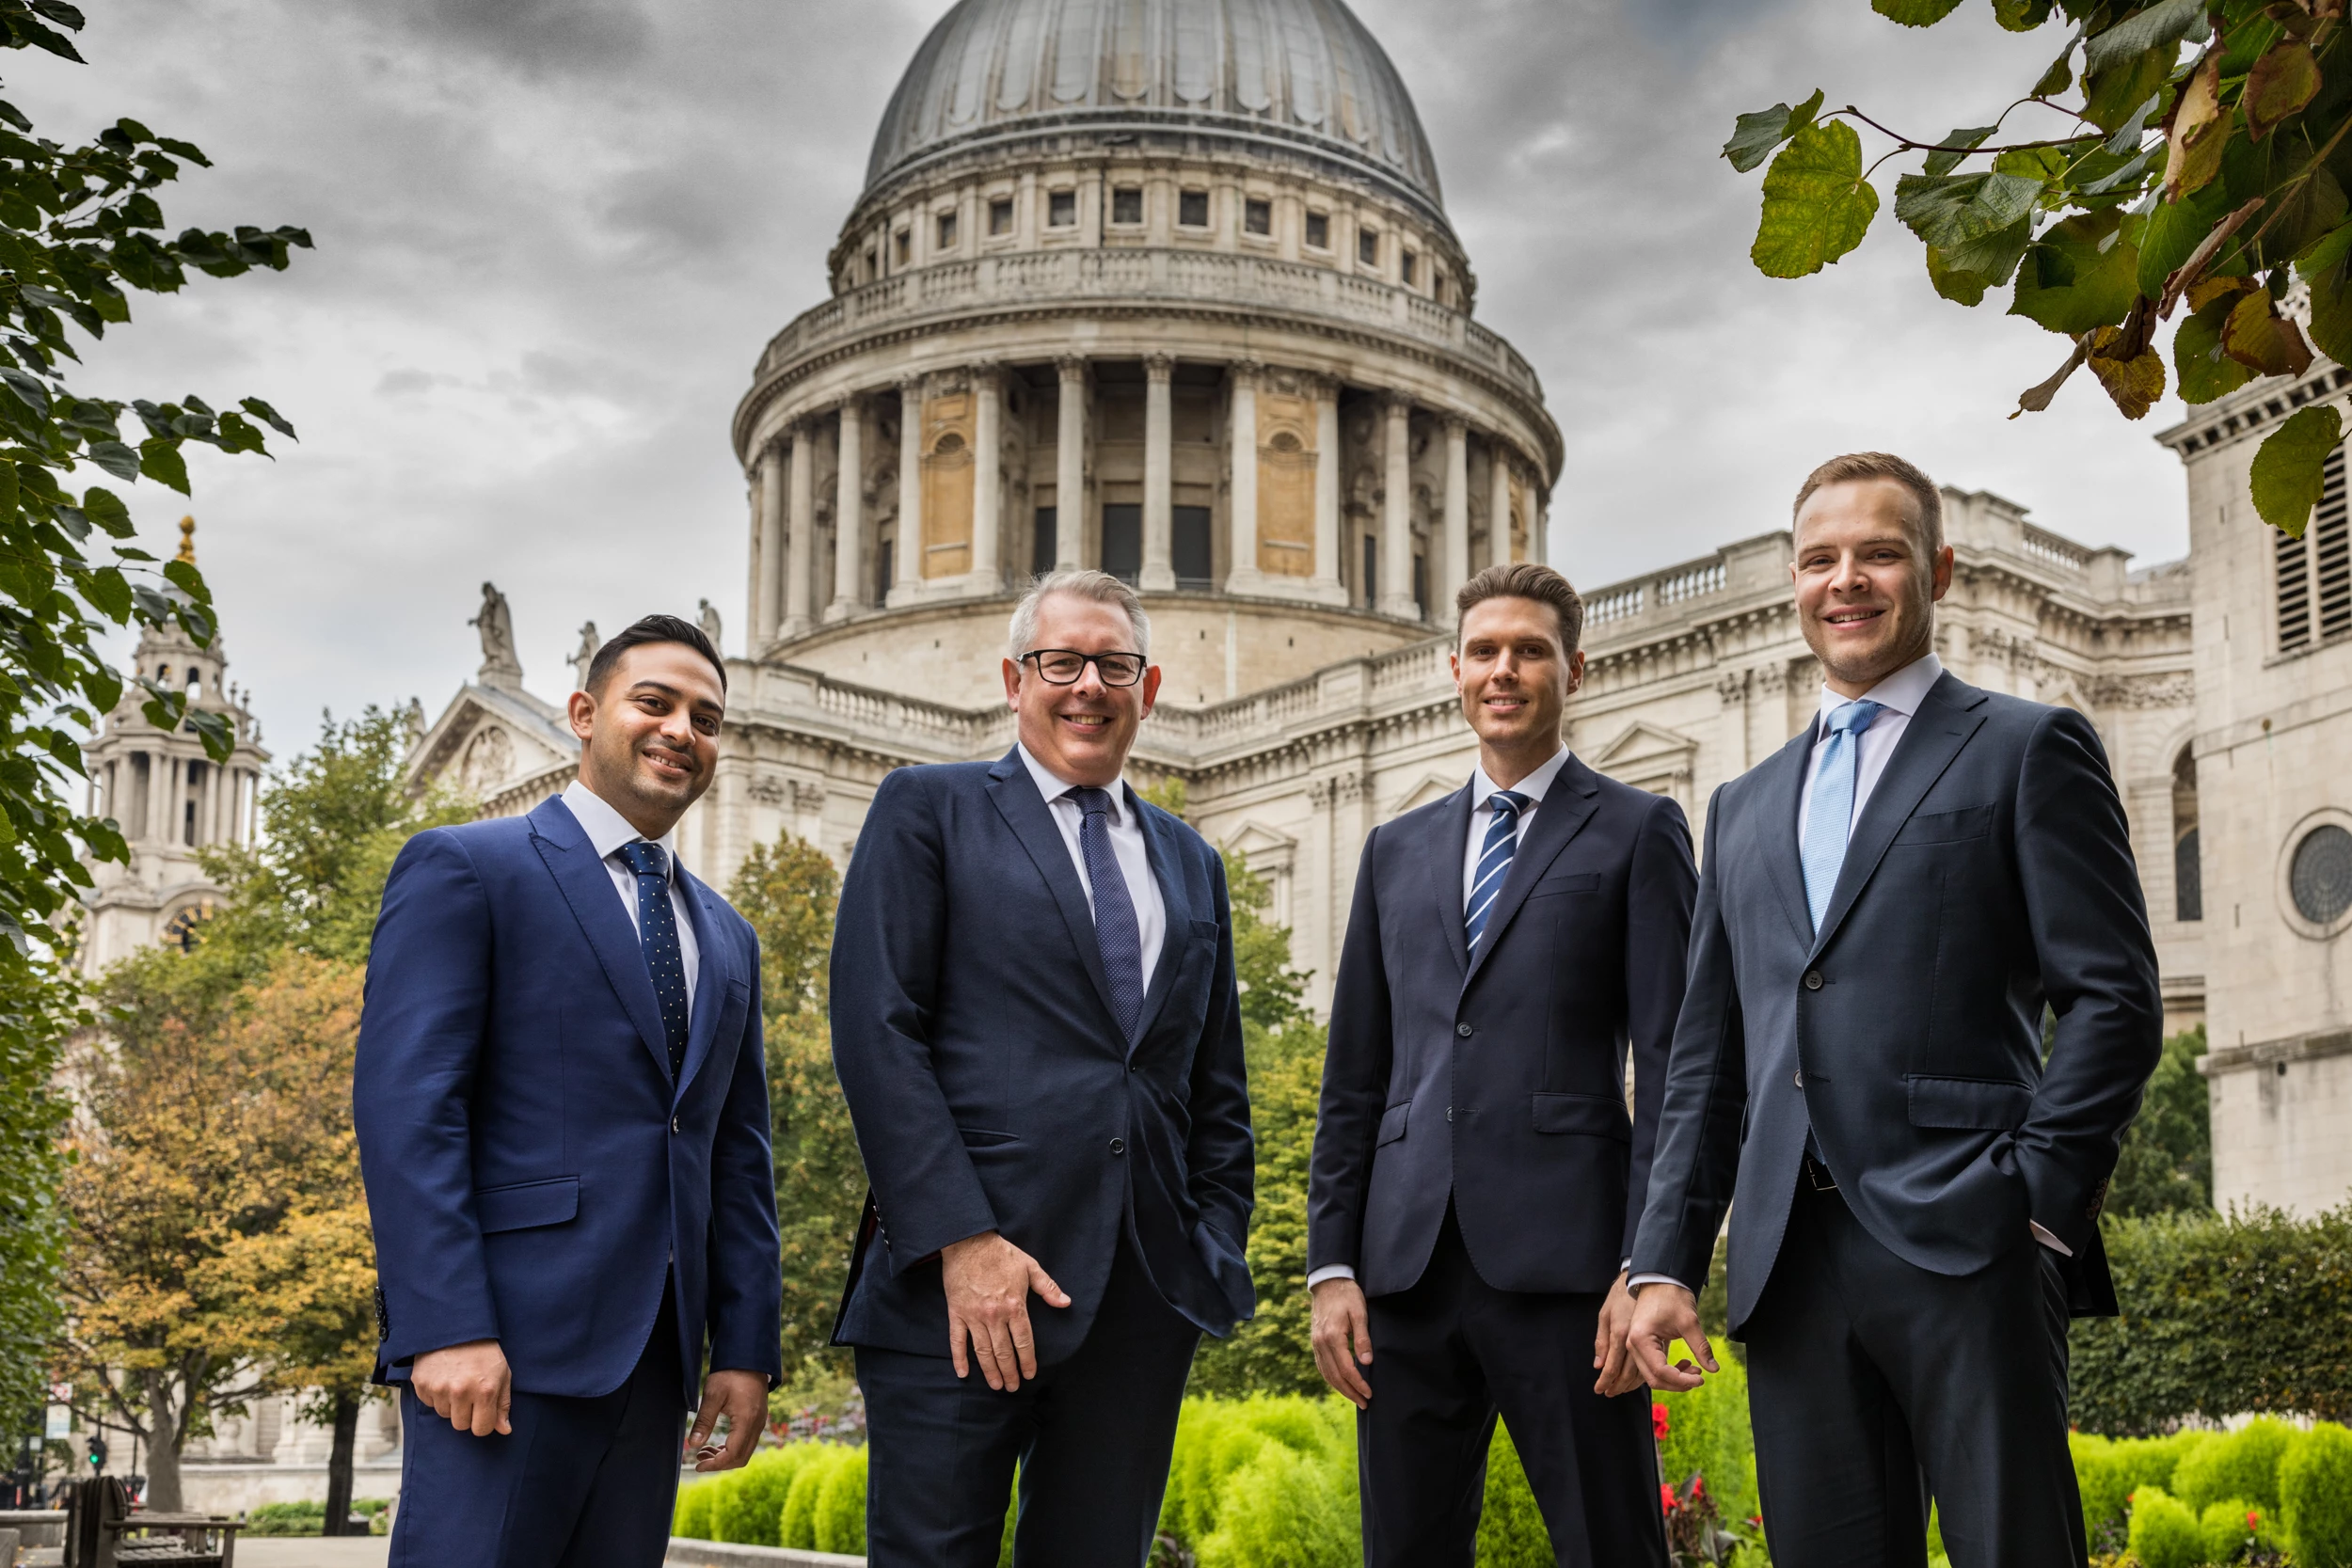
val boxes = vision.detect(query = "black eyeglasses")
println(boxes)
[1021,648,1148,687]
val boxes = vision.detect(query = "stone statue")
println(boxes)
[697,597,723,654]
[469,582,523,689]
[403,697,426,751]
[571,622,600,693]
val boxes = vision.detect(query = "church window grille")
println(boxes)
[1244,198,1271,236]
[2172,747,2201,923]
[989,198,1014,236]
[936,211,959,250]
[1305,211,1329,249]
[1112,187,1143,225]
[1359,227,1379,266]
[1047,190,1076,228]
[1402,249,1417,286]
[1361,534,1378,605]
[1179,189,1209,228]
[2278,441,2351,651]
[894,230,910,265]
[1173,506,1213,589]
[864,246,876,279]
[1032,507,1057,578]
[1101,504,1142,584]
[2291,823,2352,926]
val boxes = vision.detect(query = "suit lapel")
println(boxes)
[1810,673,1990,958]
[1756,724,1817,950]
[673,869,731,1102]
[1130,792,1194,1050]
[1426,782,1475,980]
[984,750,1124,1045]
[1462,756,1600,990]
[528,797,675,1087]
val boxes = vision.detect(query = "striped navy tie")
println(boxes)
[1465,788,1530,956]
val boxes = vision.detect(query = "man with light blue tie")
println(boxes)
[1624,454,2163,1568]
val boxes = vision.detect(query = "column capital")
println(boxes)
[1301,371,1342,401]
[967,358,1002,388]
[896,372,927,398]
[1380,388,1414,416]
[1441,411,1469,437]
[1230,357,1263,388]
[1055,353,1089,381]
[1143,352,1175,382]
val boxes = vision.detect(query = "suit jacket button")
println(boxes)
[1109,1137,1126,1155]
[1803,970,1823,990]
[672,1116,681,1133]
[1446,1106,1454,1122]
[1793,1070,1803,1088]
[1456,1022,1473,1037]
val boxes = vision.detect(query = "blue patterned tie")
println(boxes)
[1068,787,1145,1042]
[619,841,689,1079]
[1801,700,1885,934]
[1465,788,1530,956]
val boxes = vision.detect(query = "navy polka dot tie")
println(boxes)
[1067,787,1144,1043]
[619,841,688,1080]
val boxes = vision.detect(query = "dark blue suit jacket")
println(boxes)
[827,750,1254,1364]
[355,795,782,1406]
[1631,673,2164,1330]
[1308,755,1696,1297]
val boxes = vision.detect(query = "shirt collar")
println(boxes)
[1471,745,1572,811]
[562,779,679,879]
[1016,742,1131,827]
[1815,651,1944,726]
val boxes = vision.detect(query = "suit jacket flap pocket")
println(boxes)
[1893,804,1995,846]
[475,1176,579,1234]
[1532,1091,1632,1142]
[1907,1075,2032,1131]
[957,1125,1020,1148]
[1375,1101,1409,1146]
[1527,871,1601,898]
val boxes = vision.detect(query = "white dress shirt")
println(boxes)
[1015,743,1167,990]
[560,779,700,1016]
[1309,747,1577,1292]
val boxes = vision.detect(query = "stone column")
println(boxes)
[1488,440,1515,569]
[199,760,218,846]
[1440,415,1470,627]
[1055,356,1087,571]
[1141,354,1176,591]
[827,397,865,622]
[1718,669,1752,779]
[972,365,1002,592]
[1379,392,1418,619]
[1535,487,1550,566]
[786,420,817,637]
[755,442,785,644]
[893,377,924,606]
[1225,361,1261,595]
[743,476,763,649]
[1311,376,1345,604]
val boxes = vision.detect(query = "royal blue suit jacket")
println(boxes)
[1309,755,1696,1297]
[355,795,782,1406]
[1631,673,2163,1331]
[828,750,1254,1365]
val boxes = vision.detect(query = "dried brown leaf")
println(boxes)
[2011,335,2091,418]
[2221,291,2317,376]
[2087,327,2168,419]
[2160,198,2267,317]
[2166,54,2227,198]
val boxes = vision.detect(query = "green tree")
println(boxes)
[0,0,308,1433]
[2108,1025,2214,1217]
[1729,0,2352,535]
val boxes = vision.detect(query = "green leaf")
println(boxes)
[1724,88,1825,174]
[2220,290,2313,376]
[161,557,209,606]
[1895,170,2045,249]
[2011,211,2142,335]
[76,659,119,716]
[81,485,130,538]
[1995,0,2055,30]
[1928,214,2036,304]
[2245,42,2322,142]
[183,706,232,764]
[1873,0,1963,24]
[2084,45,2176,134]
[1751,121,1880,278]
[2033,39,2076,98]
[1924,125,1998,179]
[84,440,139,483]
[2083,0,2206,76]
[2249,404,2343,537]
[136,436,189,495]
[237,396,296,440]
[77,564,129,623]
[2174,300,2254,404]
[2139,196,2217,299]
[2105,92,2163,156]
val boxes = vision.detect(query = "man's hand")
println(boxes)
[411,1339,512,1436]
[1592,1272,1643,1397]
[942,1230,1070,1392]
[1626,1282,1720,1393]
[1310,1277,1375,1409]
[687,1370,770,1471]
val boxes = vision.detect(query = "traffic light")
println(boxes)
[85,1435,105,1472]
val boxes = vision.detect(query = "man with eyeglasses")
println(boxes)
[830,569,1253,1566]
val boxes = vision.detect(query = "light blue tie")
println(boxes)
[1801,700,1884,934]
[1465,789,1529,956]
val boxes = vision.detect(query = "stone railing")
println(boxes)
[2021,524,2091,574]
[1584,551,1739,635]
[754,249,1546,403]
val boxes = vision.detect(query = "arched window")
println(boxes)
[2172,746,2201,923]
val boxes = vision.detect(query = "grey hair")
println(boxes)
[1006,569,1152,662]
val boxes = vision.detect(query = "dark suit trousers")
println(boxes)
[857,1235,1200,1568]
[1359,1205,1666,1568]
[1744,1178,2088,1568]
[390,1289,685,1568]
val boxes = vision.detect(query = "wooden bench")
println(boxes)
[61,1481,240,1568]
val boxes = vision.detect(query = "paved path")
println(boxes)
[234,1539,391,1567]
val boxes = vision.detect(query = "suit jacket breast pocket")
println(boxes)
[1894,804,1995,846]
[1525,871,1600,900]
[1907,1074,2032,1131]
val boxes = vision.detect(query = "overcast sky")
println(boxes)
[17,0,2192,753]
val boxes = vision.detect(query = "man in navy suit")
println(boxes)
[1307,562,1695,1566]
[1626,454,2163,1568]
[356,614,780,1568]
[829,568,1253,1567]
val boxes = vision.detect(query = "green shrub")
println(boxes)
[812,1446,867,1554]
[1159,1394,1353,1549]
[2173,1418,2296,1514]
[1194,1437,1358,1568]
[2197,1497,2271,1564]
[2127,1486,2204,1568]
[2282,1422,2352,1568]
[1657,1340,1762,1537]
[2072,1432,2214,1554]
[1475,1422,1549,1567]
[711,1446,816,1545]
[781,1445,862,1549]
[673,1479,716,1541]
[243,1501,325,1537]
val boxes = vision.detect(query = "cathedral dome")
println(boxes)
[866,0,1445,220]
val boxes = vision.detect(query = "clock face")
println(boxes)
[163,902,215,953]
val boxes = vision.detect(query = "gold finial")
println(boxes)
[175,515,196,565]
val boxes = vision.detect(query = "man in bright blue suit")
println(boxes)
[356,614,780,1568]
[830,569,1254,1567]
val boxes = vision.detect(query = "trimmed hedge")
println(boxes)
[674,1442,866,1556]
[2070,1206,2352,1435]
[2072,1420,2352,1566]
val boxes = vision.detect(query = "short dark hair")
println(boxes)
[584,614,727,696]
[1455,562,1584,654]
[1792,451,1945,554]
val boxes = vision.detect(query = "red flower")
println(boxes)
[1661,1482,1678,1514]
[1652,1402,1671,1440]
[2249,1510,2263,1532]
[1690,1476,1708,1499]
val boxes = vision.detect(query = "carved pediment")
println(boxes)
[1588,719,1697,794]
[1221,818,1298,875]
[1390,770,1463,817]
[405,685,578,801]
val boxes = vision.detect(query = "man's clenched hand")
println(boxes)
[411,1339,512,1436]
[942,1230,1070,1392]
